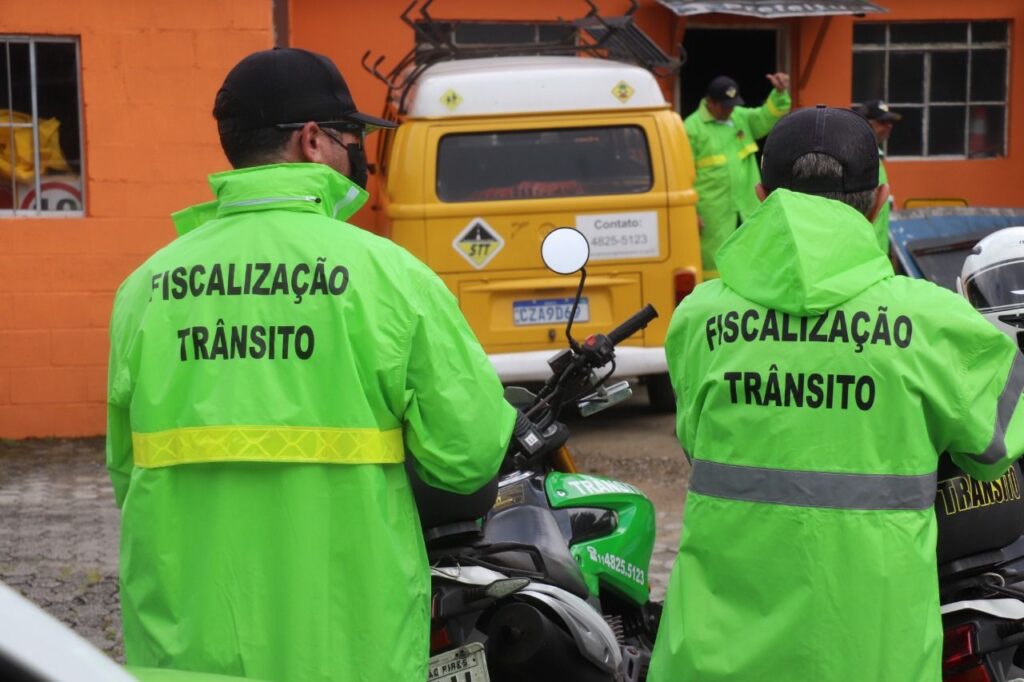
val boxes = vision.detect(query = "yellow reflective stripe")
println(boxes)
[738,143,759,160]
[696,154,727,169]
[132,425,405,468]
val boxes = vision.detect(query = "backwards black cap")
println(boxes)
[707,76,744,106]
[761,105,879,194]
[213,47,396,132]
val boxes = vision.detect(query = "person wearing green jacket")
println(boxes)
[649,107,1024,681]
[684,74,791,279]
[106,48,517,682]
[856,99,902,254]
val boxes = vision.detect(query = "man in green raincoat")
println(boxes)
[107,48,517,682]
[650,106,1024,681]
[856,99,902,254]
[684,74,791,279]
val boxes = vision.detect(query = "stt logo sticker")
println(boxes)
[453,218,505,269]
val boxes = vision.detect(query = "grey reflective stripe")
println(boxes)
[689,460,937,511]
[220,195,319,208]
[332,186,360,218]
[974,353,1024,464]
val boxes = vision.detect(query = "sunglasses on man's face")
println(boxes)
[275,121,367,149]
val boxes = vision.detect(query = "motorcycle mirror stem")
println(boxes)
[540,227,591,354]
[564,268,586,353]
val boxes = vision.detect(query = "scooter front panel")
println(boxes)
[546,472,655,605]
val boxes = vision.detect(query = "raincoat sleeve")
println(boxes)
[400,265,517,494]
[684,114,705,162]
[745,89,791,140]
[665,298,701,455]
[106,279,139,509]
[948,320,1024,481]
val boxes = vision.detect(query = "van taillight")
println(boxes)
[674,269,697,305]
[943,623,992,681]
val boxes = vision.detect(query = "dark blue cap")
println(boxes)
[761,105,879,194]
[213,48,395,132]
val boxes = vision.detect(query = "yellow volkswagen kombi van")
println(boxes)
[377,56,701,409]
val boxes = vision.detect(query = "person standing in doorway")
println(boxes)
[685,73,791,279]
[856,98,902,254]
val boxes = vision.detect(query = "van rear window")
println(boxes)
[436,126,652,202]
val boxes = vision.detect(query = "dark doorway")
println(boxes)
[680,28,778,118]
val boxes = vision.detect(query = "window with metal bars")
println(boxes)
[0,36,84,216]
[852,21,1009,159]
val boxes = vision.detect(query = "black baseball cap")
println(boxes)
[856,99,902,123]
[213,47,396,132]
[761,105,879,194]
[707,76,744,106]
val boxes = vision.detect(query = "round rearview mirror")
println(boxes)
[541,228,590,275]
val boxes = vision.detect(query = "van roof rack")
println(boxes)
[362,0,681,115]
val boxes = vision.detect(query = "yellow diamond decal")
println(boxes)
[453,218,504,269]
[441,88,463,111]
[612,80,635,104]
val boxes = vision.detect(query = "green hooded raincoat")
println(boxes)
[871,153,891,253]
[107,163,517,682]
[649,189,1024,681]
[684,89,791,278]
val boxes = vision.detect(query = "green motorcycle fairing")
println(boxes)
[546,472,655,605]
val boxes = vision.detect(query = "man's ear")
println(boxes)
[755,183,768,203]
[297,121,328,164]
[867,183,891,222]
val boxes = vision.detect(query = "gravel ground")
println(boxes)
[0,437,124,661]
[0,396,688,664]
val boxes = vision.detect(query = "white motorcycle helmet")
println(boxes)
[957,226,1024,352]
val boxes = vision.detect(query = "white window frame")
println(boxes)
[852,21,1010,160]
[0,35,85,218]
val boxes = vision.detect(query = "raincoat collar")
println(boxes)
[716,188,893,316]
[171,163,368,236]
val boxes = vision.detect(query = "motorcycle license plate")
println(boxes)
[427,642,490,682]
[513,297,590,326]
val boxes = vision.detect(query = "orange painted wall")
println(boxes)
[0,0,273,438]
[3,0,1021,438]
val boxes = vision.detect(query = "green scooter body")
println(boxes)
[546,471,656,606]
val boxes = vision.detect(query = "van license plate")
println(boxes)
[427,642,490,681]
[513,297,590,326]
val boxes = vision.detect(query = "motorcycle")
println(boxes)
[412,227,662,682]
[939,456,1024,681]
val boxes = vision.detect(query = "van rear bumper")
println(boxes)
[488,346,668,383]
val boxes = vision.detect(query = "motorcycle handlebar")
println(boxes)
[606,304,659,346]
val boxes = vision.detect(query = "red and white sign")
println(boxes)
[19,179,83,212]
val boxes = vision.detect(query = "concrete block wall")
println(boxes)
[0,0,274,438]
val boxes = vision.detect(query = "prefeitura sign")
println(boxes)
[656,0,887,17]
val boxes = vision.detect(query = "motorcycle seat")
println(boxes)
[404,458,499,530]
[481,503,591,599]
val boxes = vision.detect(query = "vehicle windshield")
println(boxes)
[436,125,652,202]
[964,259,1024,312]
